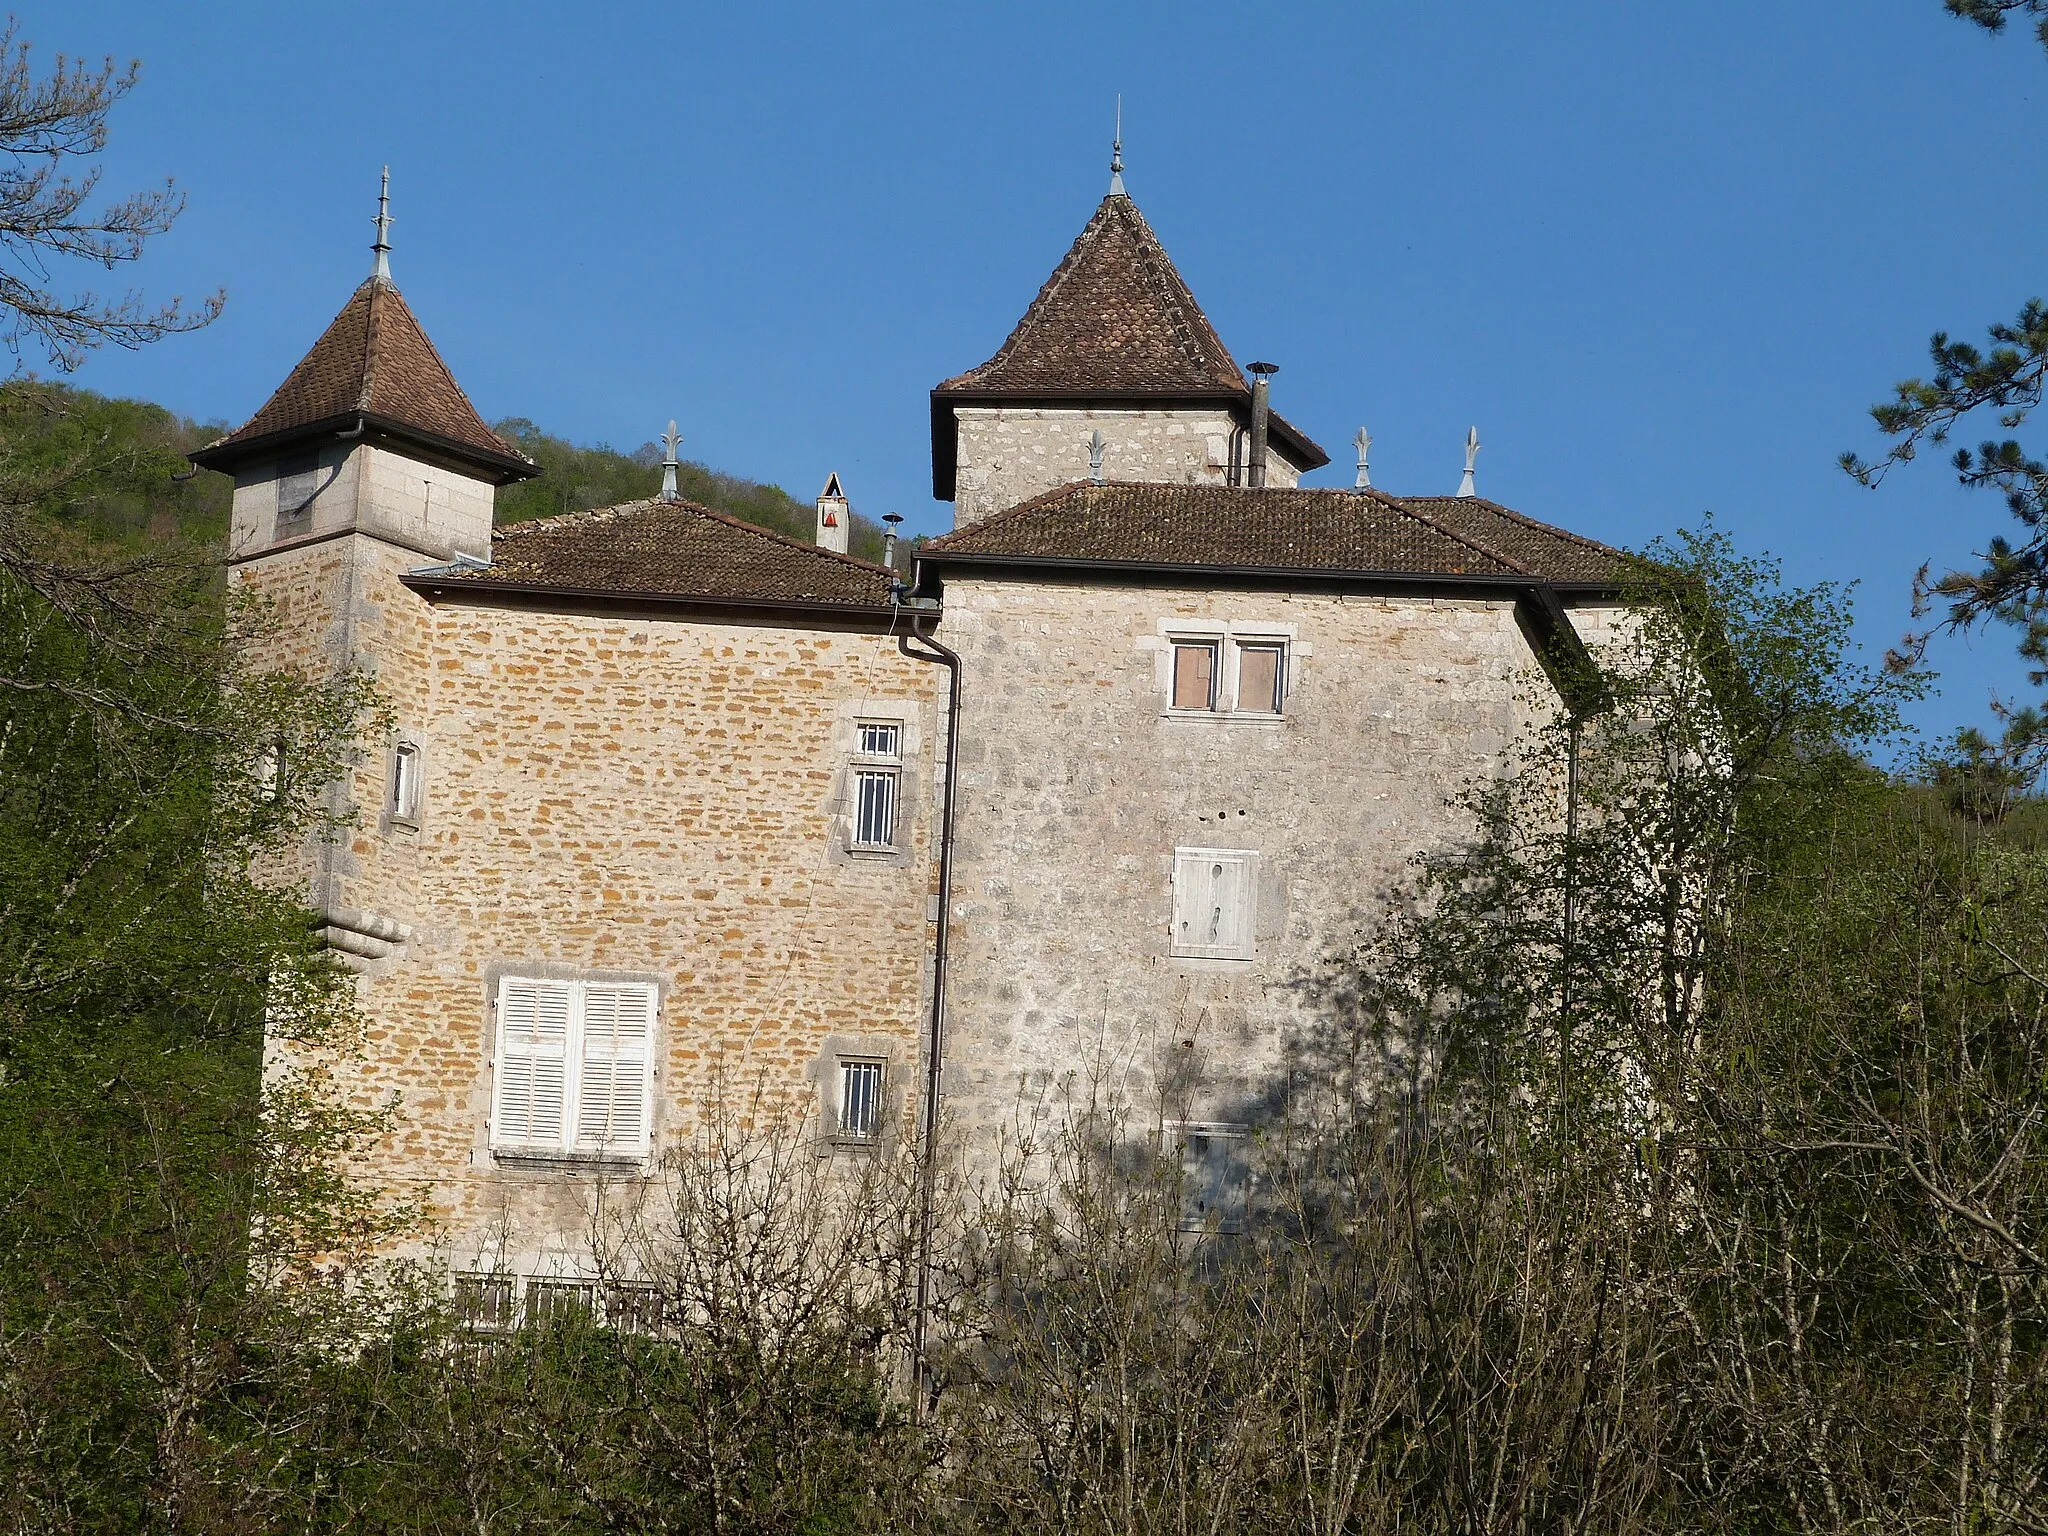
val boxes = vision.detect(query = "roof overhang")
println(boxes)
[929,388,1329,501]
[397,572,905,630]
[190,410,540,486]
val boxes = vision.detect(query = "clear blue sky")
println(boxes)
[49,0,2048,753]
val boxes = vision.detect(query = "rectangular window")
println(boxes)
[390,741,421,821]
[276,451,320,527]
[838,1058,885,1140]
[604,1283,665,1335]
[849,720,902,850]
[1171,848,1257,960]
[490,977,657,1159]
[853,770,897,848]
[525,1279,596,1326]
[454,1273,515,1331]
[1167,1122,1250,1233]
[1235,643,1286,715]
[1171,641,1219,711]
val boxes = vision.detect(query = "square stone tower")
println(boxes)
[929,183,1328,527]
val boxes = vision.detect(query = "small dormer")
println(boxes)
[191,177,536,561]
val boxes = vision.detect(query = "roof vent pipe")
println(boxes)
[882,511,903,570]
[1247,362,1277,489]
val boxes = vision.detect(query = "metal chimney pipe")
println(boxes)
[1247,362,1277,489]
[882,511,904,570]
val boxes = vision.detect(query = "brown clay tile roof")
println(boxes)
[413,498,897,611]
[930,193,1326,496]
[192,277,534,481]
[939,194,1248,397]
[920,482,1630,586]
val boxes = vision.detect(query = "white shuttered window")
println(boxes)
[1170,849,1258,960]
[491,977,657,1159]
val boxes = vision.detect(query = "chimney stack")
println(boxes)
[1247,362,1277,489]
[882,511,903,571]
[815,472,850,553]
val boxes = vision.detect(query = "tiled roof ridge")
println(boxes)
[1388,496,1540,578]
[922,479,1095,549]
[1115,196,1240,388]
[496,496,894,577]
[363,278,522,461]
[1465,496,1628,561]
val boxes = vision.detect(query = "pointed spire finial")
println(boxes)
[1458,425,1480,498]
[370,166,393,281]
[1088,428,1107,483]
[1109,96,1125,196]
[1353,426,1372,491]
[659,420,682,502]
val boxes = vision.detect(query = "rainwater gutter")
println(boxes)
[893,568,960,1411]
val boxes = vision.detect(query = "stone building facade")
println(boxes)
[200,170,1628,1301]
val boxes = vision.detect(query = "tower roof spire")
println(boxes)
[1109,96,1125,196]
[370,166,393,281]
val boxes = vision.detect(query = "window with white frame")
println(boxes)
[490,976,657,1159]
[1166,631,1290,716]
[849,721,902,850]
[1171,639,1220,711]
[837,1058,885,1140]
[390,740,422,822]
[1171,848,1258,960]
[1233,641,1287,715]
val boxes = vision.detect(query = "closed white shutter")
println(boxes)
[1171,849,1257,959]
[575,983,655,1155]
[493,978,571,1148]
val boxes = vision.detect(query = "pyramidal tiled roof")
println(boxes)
[939,193,1249,397]
[406,498,898,612]
[192,276,534,481]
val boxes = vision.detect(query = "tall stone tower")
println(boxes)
[930,176,1327,528]
[192,179,536,953]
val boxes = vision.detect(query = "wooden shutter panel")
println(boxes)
[575,983,655,1154]
[1212,857,1252,952]
[1173,850,1255,958]
[1237,645,1283,713]
[494,978,570,1148]
[1172,643,1217,710]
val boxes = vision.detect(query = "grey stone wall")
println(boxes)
[950,406,1302,528]
[230,442,495,562]
[932,575,1563,1167]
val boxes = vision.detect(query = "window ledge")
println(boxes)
[490,1148,650,1175]
[1161,709,1287,727]
[846,844,901,859]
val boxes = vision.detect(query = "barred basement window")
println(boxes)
[605,1283,665,1335]
[838,1058,884,1140]
[454,1273,515,1331]
[850,721,901,850]
[525,1279,596,1326]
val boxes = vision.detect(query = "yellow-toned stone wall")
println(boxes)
[235,536,941,1278]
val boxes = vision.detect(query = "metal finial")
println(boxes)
[882,511,904,571]
[1109,96,1125,196]
[1458,425,1480,498]
[1087,428,1107,483]
[371,166,393,280]
[659,420,682,502]
[1353,426,1372,491]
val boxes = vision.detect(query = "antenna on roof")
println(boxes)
[1353,426,1372,491]
[659,420,682,502]
[1088,428,1107,484]
[1458,425,1479,498]
[370,166,393,281]
[1109,96,1125,196]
